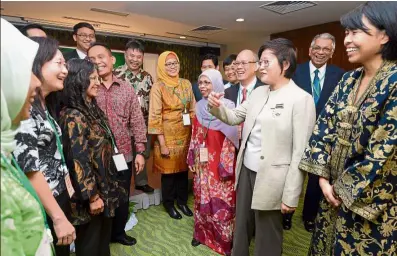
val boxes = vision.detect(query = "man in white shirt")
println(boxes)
[224,49,264,106]
[64,22,96,61]
[288,33,344,232]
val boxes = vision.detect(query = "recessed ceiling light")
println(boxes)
[236,18,244,22]
[179,36,186,39]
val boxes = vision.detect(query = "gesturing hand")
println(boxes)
[208,91,224,108]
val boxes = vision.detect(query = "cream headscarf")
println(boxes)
[157,51,180,87]
[1,18,39,153]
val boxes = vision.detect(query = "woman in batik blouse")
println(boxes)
[58,59,123,256]
[299,2,397,255]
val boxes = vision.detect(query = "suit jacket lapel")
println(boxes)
[244,87,269,136]
[302,62,313,95]
[318,66,336,105]
[231,85,239,105]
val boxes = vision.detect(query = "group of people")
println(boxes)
[1,1,396,256]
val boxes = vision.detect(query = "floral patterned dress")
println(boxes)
[299,61,397,255]
[188,117,236,256]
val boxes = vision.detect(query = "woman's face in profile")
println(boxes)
[258,49,284,85]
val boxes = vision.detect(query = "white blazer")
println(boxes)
[210,80,316,210]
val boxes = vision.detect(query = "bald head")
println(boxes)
[235,49,259,86]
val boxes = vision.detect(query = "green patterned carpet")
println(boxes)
[110,190,312,256]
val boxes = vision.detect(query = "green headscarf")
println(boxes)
[1,18,39,153]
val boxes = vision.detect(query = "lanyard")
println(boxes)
[1,153,49,229]
[201,116,214,141]
[45,111,66,166]
[97,120,118,153]
[165,80,189,110]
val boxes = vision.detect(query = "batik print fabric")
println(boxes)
[59,108,125,225]
[114,65,153,125]
[13,103,68,197]
[188,117,236,256]
[299,60,397,256]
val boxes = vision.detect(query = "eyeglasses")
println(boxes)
[76,34,96,40]
[311,46,333,54]
[198,81,211,86]
[234,61,257,67]
[258,60,271,68]
[165,62,180,68]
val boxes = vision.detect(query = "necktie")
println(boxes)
[313,69,321,105]
[239,88,247,140]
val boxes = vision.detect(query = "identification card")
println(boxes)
[199,147,209,162]
[64,173,75,198]
[113,154,129,172]
[182,113,191,126]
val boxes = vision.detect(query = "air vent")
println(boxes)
[190,25,225,35]
[259,1,317,15]
[166,32,207,40]
[90,8,129,17]
[62,16,130,28]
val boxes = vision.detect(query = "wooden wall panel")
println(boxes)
[271,21,360,71]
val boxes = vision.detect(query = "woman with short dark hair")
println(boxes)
[207,38,316,255]
[299,2,397,255]
[58,59,122,256]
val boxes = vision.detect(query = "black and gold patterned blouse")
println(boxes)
[299,61,397,255]
[59,108,128,225]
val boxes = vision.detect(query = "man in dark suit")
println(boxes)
[192,53,220,102]
[283,33,345,232]
[64,22,96,61]
[224,49,263,106]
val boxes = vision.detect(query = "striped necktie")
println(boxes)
[313,69,321,105]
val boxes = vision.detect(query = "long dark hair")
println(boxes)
[62,58,107,124]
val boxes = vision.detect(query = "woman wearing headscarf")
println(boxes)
[299,2,397,255]
[1,18,52,256]
[148,51,195,219]
[187,69,238,255]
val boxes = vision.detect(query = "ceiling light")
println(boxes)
[236,18,244,22]
[179,36,186,39]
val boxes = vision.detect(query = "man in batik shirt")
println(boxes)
[114,39,154,193]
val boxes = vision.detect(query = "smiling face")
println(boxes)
[41,50,68,93]
[235,50,258,84]
[86,69,100,99]
[73,27,96,53]
[88,45,116,78]
[164,55,180,77]
[12,73,42,124]
[224,62,238,84]
[344,15,389,65]
[198,75,213,98]
[309,38,334,68]
[258,49,288,86]
[125,48,143,72]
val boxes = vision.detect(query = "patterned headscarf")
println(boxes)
[196,69,239,148]
[1,18,39,154]
[157,51,180,87]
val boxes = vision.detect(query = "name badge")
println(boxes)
[64,173,75,198]
[199,143,208,162]
[182,109,191,126]
[112,147,129,172]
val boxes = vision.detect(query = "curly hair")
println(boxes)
[62,59,107,124]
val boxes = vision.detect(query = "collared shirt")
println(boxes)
[76,48,87,59]
[224,81,238,90]
[114,65,153,125]
[96,75,147,162]
[13,103,69,197]
[309,61,327,94]
[236,77,257,106]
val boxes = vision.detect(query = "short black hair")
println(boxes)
[258,38,297,79]
[223,54,237,69]
[30,37,60,82]
[201,53,218,67]
[341,1,397,61]
[73,22,95,34]
[125,39,145,54]
[88,42,112,56]
[20,23,46,37]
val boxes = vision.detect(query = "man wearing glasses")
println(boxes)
[224,49,264,106]
[64,22,96,61]
[284,33,344,232]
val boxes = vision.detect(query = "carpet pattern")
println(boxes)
[110,190,312,256]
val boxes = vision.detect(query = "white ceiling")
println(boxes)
[1,1,364,46]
